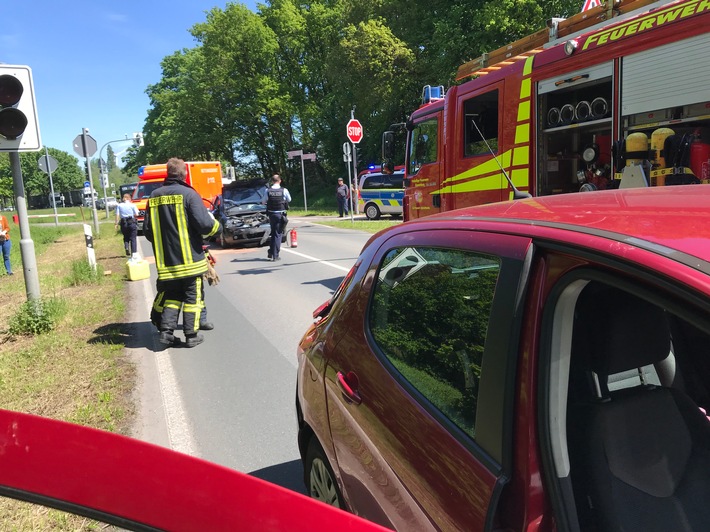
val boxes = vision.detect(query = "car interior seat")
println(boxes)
[567,284,710,531]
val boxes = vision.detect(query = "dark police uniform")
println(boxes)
[266,186,288,261]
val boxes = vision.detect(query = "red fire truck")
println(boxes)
[383,0,710,221]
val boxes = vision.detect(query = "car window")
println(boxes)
[463,89,499,157]
[368,246,501,438]
[387,174,405,189]
[224,186,267,204]
[132,182,162,200]
[362,175,385,189]
[409,118,439,175]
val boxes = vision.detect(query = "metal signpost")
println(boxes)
[343,142,354,222]
[37,149,59,226]
[346,112,363,214]
[73,128,99,234]
[287,149,316,212]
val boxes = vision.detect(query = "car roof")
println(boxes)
[406,186,710,264]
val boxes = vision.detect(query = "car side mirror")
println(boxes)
[381,161,395,174]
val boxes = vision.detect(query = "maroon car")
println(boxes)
[296,186,710,531]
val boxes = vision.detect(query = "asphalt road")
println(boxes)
[127,217,373,495]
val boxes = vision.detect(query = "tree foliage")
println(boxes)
[106,145,116,172]
[122,0,581,183]
[0,150,85,200]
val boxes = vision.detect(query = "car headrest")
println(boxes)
[576,285,670,377]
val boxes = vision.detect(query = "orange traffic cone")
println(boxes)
[289,228,298,248]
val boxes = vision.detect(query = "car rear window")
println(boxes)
[361,173,404,190]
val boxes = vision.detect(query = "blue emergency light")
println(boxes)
[422,85,445,104]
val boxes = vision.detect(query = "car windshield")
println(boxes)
[223,186,267,205]
[133,182,163,200]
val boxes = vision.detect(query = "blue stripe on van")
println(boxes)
[358,190,403,210]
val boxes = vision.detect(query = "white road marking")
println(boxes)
[280,248,351,272]
[155,350,197,456]
[142,283,197,456]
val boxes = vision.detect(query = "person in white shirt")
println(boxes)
[115,193,139,257]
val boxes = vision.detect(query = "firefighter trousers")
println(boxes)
[153,276,203,336]
[151,277,208,330]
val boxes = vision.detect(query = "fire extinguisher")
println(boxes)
[690,129,710,181]
[289,227,298,248]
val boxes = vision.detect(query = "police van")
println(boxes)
[357,169,404,220]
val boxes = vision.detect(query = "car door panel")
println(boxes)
[324,229,533,530]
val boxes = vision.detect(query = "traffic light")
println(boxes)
[0,64,41,152]
[101,176,109,188]
[133,132,144,147]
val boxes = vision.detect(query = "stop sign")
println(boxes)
[346,119,363,144]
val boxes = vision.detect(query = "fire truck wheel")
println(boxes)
[365,203,381,220]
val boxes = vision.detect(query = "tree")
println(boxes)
[132,0,587,179]
[193,4,293,177]
[106,145,116,172]
[0,155,12,206]
[326,18,416,168]
[0,150,83,196]
[43,149,85,193]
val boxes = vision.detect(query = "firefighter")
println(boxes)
[144,157,221,348]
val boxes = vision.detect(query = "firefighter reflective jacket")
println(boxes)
[144,177,221,280]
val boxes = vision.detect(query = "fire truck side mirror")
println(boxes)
[382,131,395,160]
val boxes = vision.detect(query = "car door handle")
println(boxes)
[336,371,362,405]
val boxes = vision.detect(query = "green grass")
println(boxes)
[0,223,135,529]
[24,205,114,224]
[316,217,401,234]
[8,297,68,336]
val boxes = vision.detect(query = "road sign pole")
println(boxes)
[81,128,100,235]
[352,141,359,214]
[44,148,59,227]
[300,158,308,212]
[288,149,316,213]
[9,151,41,301]
[346,110,363,214]
[343,143,353,222]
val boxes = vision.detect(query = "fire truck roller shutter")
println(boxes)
[622,32,710,116]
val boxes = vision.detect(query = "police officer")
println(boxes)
[115,193,139,258]
[144,158,221,348]
[265,174,291,261]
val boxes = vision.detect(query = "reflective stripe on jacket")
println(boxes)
[144,178,220,280]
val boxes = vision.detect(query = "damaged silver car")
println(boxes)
[213,179,276,248]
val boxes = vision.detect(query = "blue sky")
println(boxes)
[3,1,257,163]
